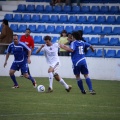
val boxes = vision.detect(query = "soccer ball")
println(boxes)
[37,85,45,92]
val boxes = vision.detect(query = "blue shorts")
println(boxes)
[10,61,28,74]
[73,63,89,75]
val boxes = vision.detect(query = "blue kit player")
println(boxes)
[4,34,37,88]
[60,31,96,95]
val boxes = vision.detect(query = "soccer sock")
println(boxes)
[48,72,53,89]
[59,78,69,89]
[85,77,93,91]
[28,75,35,83]
[10,75,18,86]
[77,79,84,92]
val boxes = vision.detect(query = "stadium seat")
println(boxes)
[0,25,2,32]
[21,14,31,22]
[100,6,109,13]
[95,49,106,57]
[59,15,68,23]
[102,27,112,35]
[93,26,102,34]
[65,26,73,33]
[109,6,119,14]
[44,5,53,13]
[55,25,64,34]
[87,16,96,23]
[32,47,38,55]
[16,24,27,32]
[49,15,59,23]
[109,38,119,46]
[45,25,55,33]
[99,37,109,45]
[14,4,26,12]
[83,37,89,42]
[106,16,116,24]
[31,15,40,22]
[4,14,13,21]
[10,24,18,32]
[116,50,120,58]
[90,6,100,13]
[74,26,83,31]
[40,15,50,23]
[105,50,116,58]
[116,16,120,24]
[53,5,62,13]
[34,36,42,44]
[96,16,106,24]
[35,25,46,33]
[68,16,77,23]
[112,27,120,35]
[25,4,35,12]
[63,5,71,13]
[83,26,93,34]
[81,6,90,13]
[52,36,59,43]
[28,25,36,32]
[89,37,99,45]
[12,14,22,22]
[71,5,80,13]
[76,16,87,24]
[85,49,96,57]
[35,5,44,13]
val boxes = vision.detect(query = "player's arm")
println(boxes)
[27,49,31,64]
[59,44,73,52]
[90,45,95,52]
[85,42,95,52]
[4,53,10,67]
[36,44,45,53]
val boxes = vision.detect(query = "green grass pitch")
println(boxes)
[0,76,120,120]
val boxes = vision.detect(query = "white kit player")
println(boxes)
[36,35,72,93]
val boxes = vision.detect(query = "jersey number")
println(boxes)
[78,46,84,54]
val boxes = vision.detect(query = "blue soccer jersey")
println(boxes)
[70,40,90,66]
[7,42,31,63]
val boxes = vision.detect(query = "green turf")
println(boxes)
[0,76,120,120]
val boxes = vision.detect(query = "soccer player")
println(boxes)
[36,35,72,93]
[4,34,37,88]
[60,31,96,95]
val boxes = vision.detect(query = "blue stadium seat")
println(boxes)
[83,26,93,34]
[44,5,53,13]
[96,16,106,24]
[10,24,18,32]
[21,14,31,22]
[109,38,119,46]
[106,16,116,24]
[95,49,106,57]
[53,5,62,13]
[116,50,120,58]
[71,5,80,14]
[109,6,119,14]
[59,15,68,23]
[4,14,13,21]
[85,49,96,57]
[100,6,109,13]
[63,5,71,13]
[16,24,27,32]
[105,50,116,58]
[25,4,35,12]
[35,25,46,33]
[34,36,42,44]
[74,26,83,31]
[81,6,90,13]
[49,15,59,23]
[99,37,109,45]
[32,47,38,55]
[87,16,96,23]
[45,25,55,33]
[112,27,120,35]
[89,37,99,45]
[40,15,50,23]
[0,25,2,32]
[93,26,102,34]
[65,26,73,33]
[83,37,89,42]
[68,16,77,23]
[116,16,120,24]
[90,6,100,13]
[102,27,112,35]
[76,16,87,24]
[55,25,64,34]
[28,25,36,32]
[52,36,59,43]
[12,14,22,22]
[31,15,40,22]
[14,4,26,12]
[35,5,44,13]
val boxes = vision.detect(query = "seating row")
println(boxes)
[13,5,120,14]
[4,14,120,24]
[7,24,120,35]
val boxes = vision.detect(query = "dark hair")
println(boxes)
[26,28,31,32]
[78,30,86,42]
[2,19,8,25]
[60,30,67,37]
[13,34,18,37]
[44,35,51,41]
[72,31,82,40]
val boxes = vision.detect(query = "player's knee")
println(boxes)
[23,73,29,78]
[54,73,60,81]
[9,71,14,76]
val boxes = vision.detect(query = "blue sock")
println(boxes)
[77,79,84,92]
[85,77,93,91]
[10,75,18,86]
[28,75,35,83]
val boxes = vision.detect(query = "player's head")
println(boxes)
[78,30,83,37]
[60,30,67,37]
[25,28,31,37]
[13,34,19,44]
[2,19,8,26]
[44,35,52,46]
[72,31,82,41]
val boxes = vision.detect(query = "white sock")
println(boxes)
[48,72,53,89]
[59,78,69,89]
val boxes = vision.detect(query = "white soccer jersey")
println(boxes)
[41,43,60,67]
